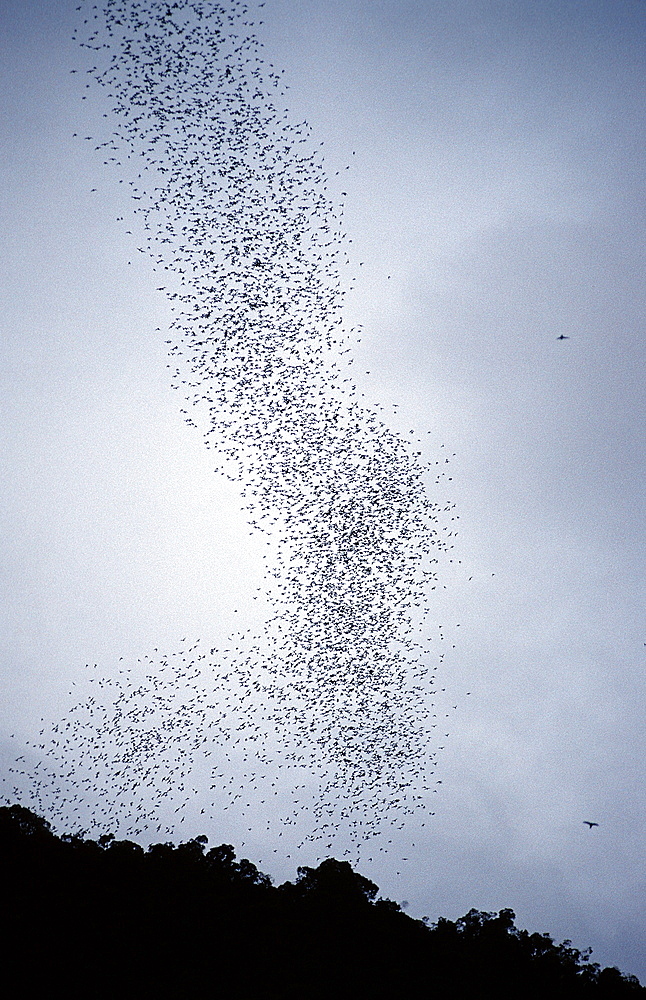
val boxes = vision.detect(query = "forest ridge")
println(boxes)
[2,804,642,999]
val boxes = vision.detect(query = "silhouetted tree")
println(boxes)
[0,805,642,999]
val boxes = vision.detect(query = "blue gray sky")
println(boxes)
[1,0,645,981]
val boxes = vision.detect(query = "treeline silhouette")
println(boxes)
[2,804,642,999]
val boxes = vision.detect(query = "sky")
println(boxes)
[1,0,645,982]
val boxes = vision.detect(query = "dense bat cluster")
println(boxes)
[7,0,458,859]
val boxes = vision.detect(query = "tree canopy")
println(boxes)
[1,804,642,999]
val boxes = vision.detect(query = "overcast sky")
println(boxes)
[1,0,645,982]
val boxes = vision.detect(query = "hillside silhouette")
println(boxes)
[2,803,642,999]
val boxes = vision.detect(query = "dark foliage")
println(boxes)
[1,804,642,999]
